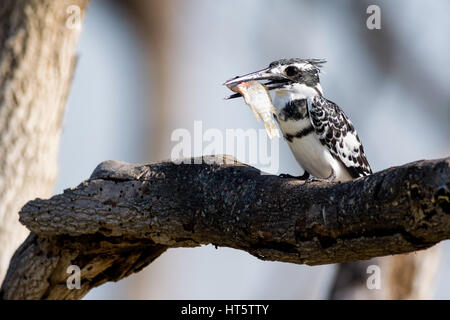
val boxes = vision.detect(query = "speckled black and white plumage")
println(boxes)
[225,58,372,182]
[266,59,372,181]
[309,95,372,178]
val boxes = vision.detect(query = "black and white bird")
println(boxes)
[224,58,372,182]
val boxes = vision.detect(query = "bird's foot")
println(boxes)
[305,169,336,183]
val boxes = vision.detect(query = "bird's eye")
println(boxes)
[285,66,300,77]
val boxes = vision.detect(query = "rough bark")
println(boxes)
[1,155,449,300]
[0,0,89,282]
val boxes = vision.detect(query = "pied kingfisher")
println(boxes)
[224,58,372,182]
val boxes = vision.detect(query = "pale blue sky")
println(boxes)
[58,0,450,299]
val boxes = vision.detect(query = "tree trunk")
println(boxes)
[0,0,89,282]
[116,0,175,162]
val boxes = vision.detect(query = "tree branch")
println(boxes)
[0,0,89,282]
[1,155,449,299]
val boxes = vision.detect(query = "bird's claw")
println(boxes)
[304,169,336,183]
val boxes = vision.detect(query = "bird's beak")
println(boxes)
[224,68,277,87]
[223,67,286,99]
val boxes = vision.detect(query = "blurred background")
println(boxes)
[54,0,449,299]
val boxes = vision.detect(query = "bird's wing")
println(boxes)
[308,95,372,178]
